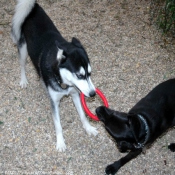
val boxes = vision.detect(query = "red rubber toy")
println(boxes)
[80,88,109,121]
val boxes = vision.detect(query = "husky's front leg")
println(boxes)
[48,87,66,152]
[71,89,98,136]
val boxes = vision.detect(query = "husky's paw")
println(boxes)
[56,134,66,152]
[84,125,98,136]
[20,78,28,88]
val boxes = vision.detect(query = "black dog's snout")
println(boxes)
[95,107,101,117]
[89,91,96,97]
[95,106,105,122]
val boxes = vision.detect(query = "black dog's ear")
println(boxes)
[72,37,83,48]
[128,115,144,143]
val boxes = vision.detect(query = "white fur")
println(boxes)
[57,48,65,60]
[19,43,28,88]
[49,68,97,151]
[48,86,67,151]
[59,68,95,97]
[48,85,98,151]
[70,89,98,136]
[88,64,91,74]
[11,0,35,43]
[79,67,85,76]
[12,0,98,152]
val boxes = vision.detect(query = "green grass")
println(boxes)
[150,0,175,35]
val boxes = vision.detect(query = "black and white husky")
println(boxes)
[11,0,98,151]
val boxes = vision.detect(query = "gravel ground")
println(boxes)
[0,0,175,174]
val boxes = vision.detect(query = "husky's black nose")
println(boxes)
[89,91,96,97]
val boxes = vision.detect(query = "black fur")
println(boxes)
[96,78,175,174]
[12,1,97,151]
[20,3,90,90]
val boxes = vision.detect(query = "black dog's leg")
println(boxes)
[105,149,142,175]
[168,143,175,152]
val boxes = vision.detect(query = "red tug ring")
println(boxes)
[80,88,109,121]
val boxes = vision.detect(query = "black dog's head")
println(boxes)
[96,106,147,152]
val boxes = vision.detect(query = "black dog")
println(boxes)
[96,78,175,174]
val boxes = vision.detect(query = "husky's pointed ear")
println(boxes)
[57,48,65,60]
[52,49,66,76]
[72,37,83,48]
[55,40,67,63]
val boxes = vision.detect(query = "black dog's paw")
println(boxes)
[168,143,175,152]
[105,164,117,175]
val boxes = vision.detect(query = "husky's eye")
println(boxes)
[76,74,84,79]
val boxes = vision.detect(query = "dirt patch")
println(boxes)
[0,0,175,174]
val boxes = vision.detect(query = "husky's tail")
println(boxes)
[11,0,36,44]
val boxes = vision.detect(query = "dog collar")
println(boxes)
[134,114,150,149]
[54,74,69,89]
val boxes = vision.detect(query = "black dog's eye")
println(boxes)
[76,74,84,79]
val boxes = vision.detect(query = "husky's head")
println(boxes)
[55,37,96,97]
